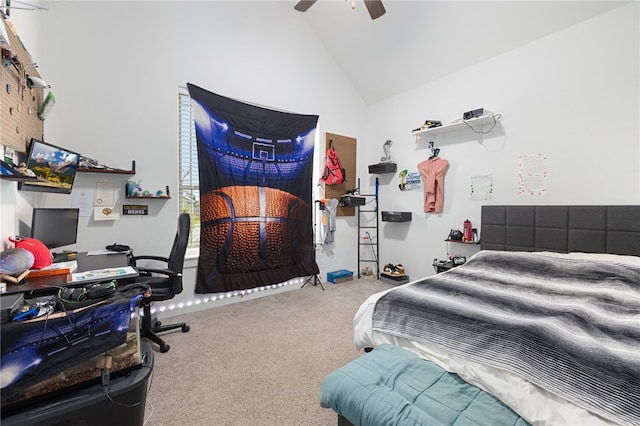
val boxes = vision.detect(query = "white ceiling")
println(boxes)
[287,1,629,105]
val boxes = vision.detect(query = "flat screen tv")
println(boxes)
[31,208,80,250]
[18,139,80,194]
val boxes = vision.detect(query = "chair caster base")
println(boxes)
[182,325,190,333]
[160,343,170,353]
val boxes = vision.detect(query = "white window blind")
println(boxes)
[178,90,200,248]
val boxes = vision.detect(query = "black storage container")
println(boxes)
[381,211,412,222]
[368,163,397,174]
[2,342,153,426]
[339,195,366,207]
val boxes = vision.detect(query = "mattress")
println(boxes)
[353,251,640,426]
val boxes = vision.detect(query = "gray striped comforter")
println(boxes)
[372,251,640,426]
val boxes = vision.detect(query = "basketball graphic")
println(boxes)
[188,84,319,294]
[197,185,315,292]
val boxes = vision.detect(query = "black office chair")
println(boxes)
[129,213,191,353]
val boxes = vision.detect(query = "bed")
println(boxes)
[327,205,640,426]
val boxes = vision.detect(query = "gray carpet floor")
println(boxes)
[143,278,391,426]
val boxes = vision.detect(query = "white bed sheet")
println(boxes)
[352,251,637,426]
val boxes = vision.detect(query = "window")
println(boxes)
[178,90,200,248]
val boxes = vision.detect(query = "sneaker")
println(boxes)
[411,120,442,133]
[382,264,405,277]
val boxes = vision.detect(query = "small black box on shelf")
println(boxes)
[381,211,412,222]
[339,195,366,207]
[368,163,397,174]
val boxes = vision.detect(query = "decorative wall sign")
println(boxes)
[518,153,548,196]
[94,182,114,206]
[4,146,16,164]
[94,206,119,221]
[471,174,493,201]
[398,170,422,191]
[122,204,148,215]
[93,182,117,220]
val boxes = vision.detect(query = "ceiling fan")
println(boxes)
[294,0,386,20]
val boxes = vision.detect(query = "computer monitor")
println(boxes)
[18,139,80,194]
[31,208,80,250]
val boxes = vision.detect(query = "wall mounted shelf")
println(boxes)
[78,168,136,175]
[382,211,412,222]
[340,195,366,207]
[125,196,170,199]
[125,185,171,199]
[444,239,480,245]
[0,175,47,183]
[77,161,136,175]
[368,162,397,174]
[412,114,502,138]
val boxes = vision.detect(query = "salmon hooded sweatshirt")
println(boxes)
[417,157,449,213]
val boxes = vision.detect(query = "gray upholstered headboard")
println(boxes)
[481,205,640,257]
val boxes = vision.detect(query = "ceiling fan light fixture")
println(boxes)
[294,0,385,20]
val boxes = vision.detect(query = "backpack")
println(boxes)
[320,139,346,185]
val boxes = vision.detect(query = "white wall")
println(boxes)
[30,0,366,254]
[2,2,638,317]
[360,2,639,280]
[1,2,368,311]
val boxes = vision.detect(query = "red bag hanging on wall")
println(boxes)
[320,139,346,185]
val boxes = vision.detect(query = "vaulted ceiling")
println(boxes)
[288,1,628,104]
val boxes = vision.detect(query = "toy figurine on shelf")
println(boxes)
[380,139,393,163]
[126,179,142,197]
[15,163,35,177]
[126,180,169,198]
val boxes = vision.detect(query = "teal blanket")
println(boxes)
[320,345,529,426]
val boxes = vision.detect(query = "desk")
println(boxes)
[3,252,133,296]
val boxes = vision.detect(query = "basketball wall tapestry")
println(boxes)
[187,84,319,294]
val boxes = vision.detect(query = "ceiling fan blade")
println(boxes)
[363,0,386,20]
[294,0,317,12]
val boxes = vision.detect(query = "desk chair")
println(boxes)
[130,213,191,353]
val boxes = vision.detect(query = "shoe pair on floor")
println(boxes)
[383,263,405,277]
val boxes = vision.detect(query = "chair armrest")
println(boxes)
[130,255,170,263]
[136,266,181,278]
